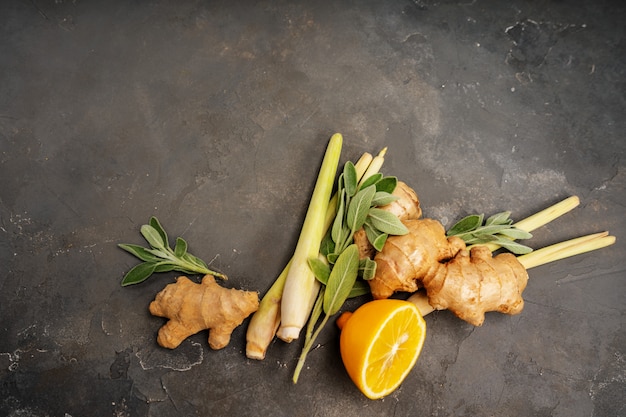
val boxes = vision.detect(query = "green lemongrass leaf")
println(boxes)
[485,211,513,226]
[347,185,376,232]
[375,176,397,194]
[332,189,347,244]
[141,224,168,250]
[348,280,371,298]
[371,191,399,207]
[497,228,533,240]
[174,237,188,257]
[121,262,158,286]
[323,244,360,315]
[358,173,383,190]
[308,257,331,285]
[118,243,161,263]
[359,258,377,281]
[492,238,533,255]
[367,208,409,235]
[149,217,169,248]
[447,214,484,236]
[343,161,358,197]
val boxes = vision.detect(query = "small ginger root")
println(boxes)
[369,217,529,325]
[354,181,423,259]
[423,245,528,326]
[149,275,259,350]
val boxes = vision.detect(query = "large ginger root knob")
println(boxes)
[423,246,529,326]
[369,218,466,299]
[149,275,259,350]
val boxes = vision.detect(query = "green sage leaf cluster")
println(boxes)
[319,161,408,281]
[447,211,533,254]
[118,217,226,286]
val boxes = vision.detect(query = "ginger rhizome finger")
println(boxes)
[149,275,259,350]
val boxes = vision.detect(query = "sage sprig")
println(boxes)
[447,211,533,254]
[323,161,408,279]
[118,216,226,286]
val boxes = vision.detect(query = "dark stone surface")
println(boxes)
[1,0,624,416]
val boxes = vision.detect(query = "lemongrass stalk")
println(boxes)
[406,291,435,316]
[246,151,375,359]
[245,260,290,359]
[359,147,387,186]
[277,134,343,342]
[518,232,615,269]
[480,196,580,252]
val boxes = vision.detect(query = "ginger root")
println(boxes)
[369,217,528,326]
[423,245,528,326]
[354,181,423,259]
[149,275,259,349]
[369,218,465,299]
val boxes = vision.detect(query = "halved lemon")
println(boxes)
[337,299,426,399]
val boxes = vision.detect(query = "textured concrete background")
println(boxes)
[1,1,624,416]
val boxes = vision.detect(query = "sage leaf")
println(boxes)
[323,244,359,315]
[121,262,158,286]
[154,263,179,273]
[343,161,358,197]
[493,238,533,255]
[358,173,383,190]
[174,237,188,257]
[332,189,347,244]
[497,228,533,240]
[485,211,513,226]
[141,224,167,250]
[348,280,371,298]
[308,257,331,285]
[371,191,399,207]
[347,185,376,232]
[327,252,339,264]
[367,208,409,235]
[372,233,388,252]
[149,217,169,248]
[118,243,161,263]
[447,214,484,236]
[320,232,335,257]
[464,234,498,245]
[469,224,516,236]
[359,258,377,281]
[182,252,209,269]
[374,176,397,194]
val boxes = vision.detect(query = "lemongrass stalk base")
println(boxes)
[518,232,615,269]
